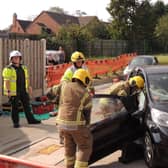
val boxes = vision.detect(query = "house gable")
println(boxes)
[10,13,31,34]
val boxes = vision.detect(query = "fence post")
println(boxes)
[0,39,3,106]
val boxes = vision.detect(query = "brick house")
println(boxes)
[10,11,99,35]
[10,13,32,34]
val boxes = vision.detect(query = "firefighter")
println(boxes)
[61,51,94,95]
[47,51,93,107]
[61,51,87,82]
[56,69,93,168]
[109,76,144,96]
[47,51,94,144]
[109,75,144,163]
[109,75,144,113]
[2,50,41,128]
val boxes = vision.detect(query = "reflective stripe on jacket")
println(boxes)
[2,65,29,96]
[56,82,92,128]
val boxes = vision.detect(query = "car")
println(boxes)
[123,55,158,77]
[89,65,168,168]
[89,92,145,164]
[128,65,168,168]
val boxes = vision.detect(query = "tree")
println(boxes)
[75,10,87,16]
[56,24,91,53]
[107,0,139,39]
[132,0,155,40]
[85,18,111,39]
[106,0,168,41]
[153,0,166,18]
[48,6,68,14]
[155,14,168,51]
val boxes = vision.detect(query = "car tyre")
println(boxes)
[144,132,157,168]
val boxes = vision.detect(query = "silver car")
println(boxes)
[123,55,158,77]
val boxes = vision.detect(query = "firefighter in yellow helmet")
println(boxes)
[47,51,94,144]
[56,69,93,168]
[48,51,87,104]
[61,51,87,82]
[108,75,144,163]
[102,75,145,115]
[109,75,144,96]
[47,51,92,144]
[2,50,41,128]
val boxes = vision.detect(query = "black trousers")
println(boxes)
[10,92,35,124]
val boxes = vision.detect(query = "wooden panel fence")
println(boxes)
[45,52,137,88]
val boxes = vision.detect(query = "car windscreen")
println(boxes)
[148,73,168,102]
[130,57,153,67]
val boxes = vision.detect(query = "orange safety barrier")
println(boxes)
[0,154,62,168]
[45,53,137,88]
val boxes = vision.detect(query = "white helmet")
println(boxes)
[9,50,22,61]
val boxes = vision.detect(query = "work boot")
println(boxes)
[28,119,41,124]
[66,165,74,168]
[13,123,20,128]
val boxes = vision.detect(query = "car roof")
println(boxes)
[134,55,156,58]
[138,65,168,74]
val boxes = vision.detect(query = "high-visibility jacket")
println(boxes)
[60,64,95,96]
[56,82,92,129]
[2,64,29,96]
[61,64,88,82]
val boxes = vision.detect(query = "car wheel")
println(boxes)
[144,132,157,168]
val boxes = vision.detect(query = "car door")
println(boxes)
[89,95,144,164]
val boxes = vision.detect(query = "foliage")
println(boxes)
[75,10,87,16]
[85,18,111,39]
[48,6,68,14]
[106,0,168,41]
[107,0,139,39]
[132,0,155,40]
[155,14,168,52]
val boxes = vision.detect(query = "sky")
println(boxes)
[0,0,168,30]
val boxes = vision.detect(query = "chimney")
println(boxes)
[13,13,17,27]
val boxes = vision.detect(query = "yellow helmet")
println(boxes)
[129,76,144,89]
[72,69,92,86]
[71,51,85,62]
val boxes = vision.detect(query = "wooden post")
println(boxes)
[0,38,3,106]
[41,39,46,95]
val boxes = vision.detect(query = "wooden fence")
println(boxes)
[0,38,46,104]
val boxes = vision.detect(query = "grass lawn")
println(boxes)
[155,54,168,64]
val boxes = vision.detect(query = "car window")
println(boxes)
[91,97,126,124]
[149,73,168,102]
[130,57,153,66]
